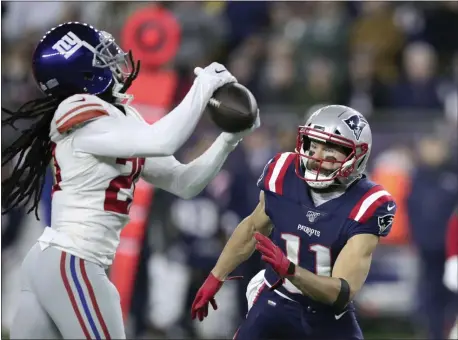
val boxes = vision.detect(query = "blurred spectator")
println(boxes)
[257,37,298,106]
[439,51,458,135]
[147,133,239,338]
[275,127,297,152]
[388,42,442,110]
[350,2,404,84]
[227,35,265,98]
[1,43,42,109]
[172,2,227,69]
[422,2,458,70]
[295,56,344,109]
[407,135,458,339]
[371,145,413,245]
[295,2,350,83]
[2,2,76,41]
[224,1,270,55]
[344,51,390,115]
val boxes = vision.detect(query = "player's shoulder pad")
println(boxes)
[53,94,112,134]
[257,152,296,196]
[349,184,396,225]
[123,104,146,122]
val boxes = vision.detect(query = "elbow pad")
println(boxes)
[333,278,351,313]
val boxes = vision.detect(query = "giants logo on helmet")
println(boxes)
[343,115,367,141]
[52,32,83,59]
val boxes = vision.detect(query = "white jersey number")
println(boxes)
[280,234,332,293]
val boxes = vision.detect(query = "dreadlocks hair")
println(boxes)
[1,50,140,220]
[2,95,62,220]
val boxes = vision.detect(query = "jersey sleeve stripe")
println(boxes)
[351,189,392,223]
[356,193,391,223]
[268,152,294,195]
[264,154,281,190]
[56,103,107,125]
[57,109,109,133]
[274,153,295,195]
[349,185,382,219]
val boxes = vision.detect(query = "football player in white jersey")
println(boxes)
[2,22,259,339]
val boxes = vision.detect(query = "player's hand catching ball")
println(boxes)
[254,232,296,289]
[194,62,237,94]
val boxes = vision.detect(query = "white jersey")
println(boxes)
[39,94,146,267]
[37,90,238,268]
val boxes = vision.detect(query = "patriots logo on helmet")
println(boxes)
[343,115,367,140]
[378,214,394,235]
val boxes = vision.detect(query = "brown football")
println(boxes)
[206,82,258,133]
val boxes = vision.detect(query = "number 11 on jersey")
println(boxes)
[281,234,331,277]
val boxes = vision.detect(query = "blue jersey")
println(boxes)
[257,152,397,310]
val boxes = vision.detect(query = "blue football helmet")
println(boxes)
[32,22,139,100]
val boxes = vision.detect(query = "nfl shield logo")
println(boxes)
[343,115,367,140]
[306,211,321,223]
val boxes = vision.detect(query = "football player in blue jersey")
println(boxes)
[191,105,397,339]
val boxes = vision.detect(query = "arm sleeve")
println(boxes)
[141,133,237,199]
[347,200,397,239]
[72,79,213,158]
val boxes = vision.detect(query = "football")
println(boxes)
[206,82,258,133]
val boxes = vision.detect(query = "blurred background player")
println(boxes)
[444,208,458,340]
[192,105,397,339]
[407,135,458,339]
[2,2,458,339]
[1,21,259,339]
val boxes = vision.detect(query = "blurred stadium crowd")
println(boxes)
[1,1,457,339]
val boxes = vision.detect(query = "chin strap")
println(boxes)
[112,84,134,105]
[111,50,140,106]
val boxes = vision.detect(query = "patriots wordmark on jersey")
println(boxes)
[257,151,396,303]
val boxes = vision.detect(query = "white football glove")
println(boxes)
[221,109,261,147]
[194,62,237,94]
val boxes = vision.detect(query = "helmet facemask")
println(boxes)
[91,31,140,104]
[295,126,368,189]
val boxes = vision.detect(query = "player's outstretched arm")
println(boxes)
[141,136,236,199]
[72,63,236,158]
[213,191,272,280]
[142,111,260,199]
[191,191,272,321]
[255,232,379,309]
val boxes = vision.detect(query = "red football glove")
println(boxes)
[254,232,296,289]
[191,273,242,321]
